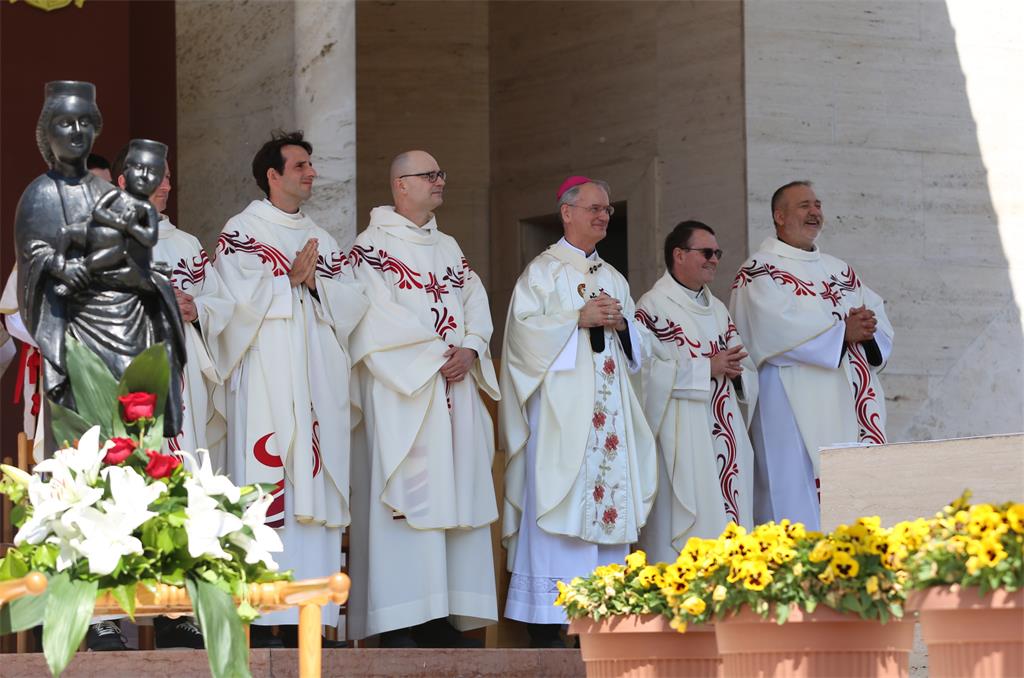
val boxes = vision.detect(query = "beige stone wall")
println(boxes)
[176,0,357,251]
[489,0,747,338]
[743,0,1024,442]
[355,0,491,281]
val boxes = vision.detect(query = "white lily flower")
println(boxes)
[227,490,282,570]
[0,463,32,487]
[101,465,166,523]
[63,505,145,576]
[184,479,242,560]
[35,426,107,484]
[15,467,103,547]
[179,449,241,504]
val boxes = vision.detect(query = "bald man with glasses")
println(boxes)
[347,150,500,648]
[498,176,657,647]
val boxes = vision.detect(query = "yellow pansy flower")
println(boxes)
[681,596,707,616]
[712,585,728,602]
[865,575,879,595]
[1007,504,1024,534]
[625,550,647,572]
[831,551,860,579]
[809,539,834,563]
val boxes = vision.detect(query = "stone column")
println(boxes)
[176,0,356,248]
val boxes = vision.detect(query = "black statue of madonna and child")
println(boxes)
[13,80,185,451]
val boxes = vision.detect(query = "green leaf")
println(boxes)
[118,343,170,445]
[64,336,118,437]
[109,583,137,620]
[0,589,47,634]
[0,550,29,580]
[775,602,791,624]
[42,572,98,677]
[186,577,251,678]
[48,401,94,449]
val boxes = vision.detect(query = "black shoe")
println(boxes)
[86,621,128,651]
[154,615,204,649]
[277,624,347,648]
[249,625,284,649]
[379,627,418,648]
[411,618,484,648]
[526,622,565,649]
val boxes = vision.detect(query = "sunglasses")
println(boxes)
[680,247,723,261]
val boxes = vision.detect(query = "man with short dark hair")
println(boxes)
[86,152,111,182]
[499,176,657,646]
[729,181,893,531]
[213,130,368,641]
[634,221,758,563]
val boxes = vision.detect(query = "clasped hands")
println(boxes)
[844,305,877,344]
[441,346,477,383]
[175,288,198,323]
[579,292,627,332]
[710,344,748,379]
[288,238,319,291]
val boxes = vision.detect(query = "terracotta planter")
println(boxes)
[714,605,914,677]
[568,614,722,678]
[907,585,1024,678]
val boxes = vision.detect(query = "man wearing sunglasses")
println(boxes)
[729,180,893,532]
[347,150,500,648]
[499,176,657,647]
[634,221,758,564]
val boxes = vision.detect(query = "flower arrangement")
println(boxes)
[0,339,288,678]
[900,492,1024,593]
[557,517,908,632]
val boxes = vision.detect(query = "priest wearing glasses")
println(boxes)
[499,176,657,647]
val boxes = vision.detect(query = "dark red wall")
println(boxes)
[0,0,177,453]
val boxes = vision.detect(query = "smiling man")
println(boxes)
[499,176,656,646]
[212,130,368,644]
[729,181,894,531]
[634,221,758,563]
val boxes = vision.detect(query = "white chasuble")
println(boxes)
[152,219,232,467]
[635,273,758,563]
[213,200,368,625]
[729,237,893,529]
[499,240,657,623]
[346,206,499,638]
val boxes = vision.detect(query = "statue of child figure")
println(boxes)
[53,138,167,295]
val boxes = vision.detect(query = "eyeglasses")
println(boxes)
[568,203,615,217]
[680,247,723,260]
[399,170,447,183]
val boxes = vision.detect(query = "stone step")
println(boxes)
[1,648,586,677]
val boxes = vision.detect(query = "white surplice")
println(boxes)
[346,206,499,638]
[212,199,368,626]
[729,237,893,531]
[635,273,758,563]
[1,269,44,462]
[152,218,232,467]
[499,239,657,623]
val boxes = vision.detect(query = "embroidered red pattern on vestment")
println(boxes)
[847,342,886,445]
[704,337,742,522]
[253,432,285,527]
[171,250,209,291]
[315,251,348,279]
[217,231,292,277]
[732,260,817,296]
[424,272,449,302]
[635,308,702,358]
[311,420,323,478]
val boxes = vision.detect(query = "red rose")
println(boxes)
[603,357,616,375]
[104,437,137,464]
[118,392,157,423]
[593,484,605,503]
[144,450,180,479]
[604,433,619,452]
[602,507,618,525]
[592,411,606,429]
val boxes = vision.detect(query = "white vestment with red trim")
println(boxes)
[1,269,44,462]
[213,199,368,626]
[346,206,499,638]
[152,218,232,466]
[635,272,758,563]
[499,239,657,624]
[729,237,893,531]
